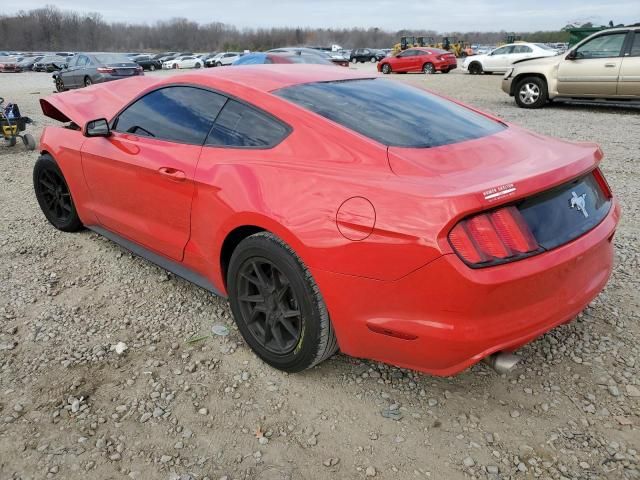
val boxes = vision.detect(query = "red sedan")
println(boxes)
[378,47,458,74]
[34,65,619,376]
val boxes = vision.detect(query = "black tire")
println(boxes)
[84,76,92,87]
[423,62,435,74]
[381,63,392,74]
[172,63,178,69]
[468,62,483,75]
[8,136,16,147]
[370,56,376,63]
[441,68,450,74]
[33,154,83,232]
[149,64,156,71]
[227,232,338,372]
[351,58,358,64]
[22,133,36,151]
[215,62,222,67]
[514,76,548,109]
[195,62,201,69]
[55,76,65,92]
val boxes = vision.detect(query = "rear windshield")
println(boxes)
[275,79,505,148]
[94,54,133,64]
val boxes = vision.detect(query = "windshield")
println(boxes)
[276,78,505,148]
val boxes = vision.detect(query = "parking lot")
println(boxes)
[1,64,639,480]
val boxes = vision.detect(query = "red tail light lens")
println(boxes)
[448,206,539,267]
[97,67,114,73]
[592,168,612,198]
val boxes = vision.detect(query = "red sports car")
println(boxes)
[34,65,619,376]
[378,47,458,74]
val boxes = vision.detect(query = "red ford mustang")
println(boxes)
[34,65,619,376]
[378,47,458,74]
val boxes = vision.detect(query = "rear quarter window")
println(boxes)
[275,78,505,148]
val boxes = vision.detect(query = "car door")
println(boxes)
[80,86,227,261]
[72,55,90,86]
[394,49,417,71]
[61,56,79,87]
[557,31,627,96]
[483,45,514,71]
[618,31,640,96]
[511,45,533,63]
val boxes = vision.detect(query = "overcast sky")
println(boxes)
[7,1,640,31]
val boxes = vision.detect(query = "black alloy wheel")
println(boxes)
[33,155,83,232]
[55,76,65,92]
[236,258,302,355]
[227,232,338,372]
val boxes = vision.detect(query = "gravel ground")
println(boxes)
[0,63,639,480]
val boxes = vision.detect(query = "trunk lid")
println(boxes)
[387,126,603,202]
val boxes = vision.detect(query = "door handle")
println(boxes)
[158,167,186,181]
[604,63,617,68]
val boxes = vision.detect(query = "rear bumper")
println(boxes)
[314,200,619,376]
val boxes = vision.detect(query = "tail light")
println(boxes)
[449,206,539,267]
[97,67,114,73]
[592,168,612,198]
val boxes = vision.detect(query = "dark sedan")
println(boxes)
[132,55,162,71]
[267,48,349,67]
[350,48,386,63]
[233,52,334,65]
[16,56,45,71]
[53,53,143,91]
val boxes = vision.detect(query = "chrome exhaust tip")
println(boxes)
[483,352,521,374]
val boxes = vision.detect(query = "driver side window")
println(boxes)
[399,49,416,57]
[576,33,627,59]
[114,86,227,144]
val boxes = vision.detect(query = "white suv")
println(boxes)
[462,43,558,74]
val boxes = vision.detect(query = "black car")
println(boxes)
[350,48,386,63]
[53,53,143,91]
[16,55,44,71]
[33,56,69,72]
[132,55,162,71]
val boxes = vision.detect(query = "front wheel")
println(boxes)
[468,62,483,75]
[215,62,222,67]
[227,232,338,373]
[381,63,392,74]
[515,77,548,108]
[22,133,36,151]
[84,76,92,87]
[370,57,376,63]
[33,154,83,232]
[351,58,358,64]
[195,62,202,69]
[423,62,435,74]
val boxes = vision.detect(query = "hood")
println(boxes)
[512,54,562,67]
[387,126,602,202]
[40,76,156,125]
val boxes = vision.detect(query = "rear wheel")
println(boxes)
[370,56,376,63]
[515,77,548,109]
[381,63,392,74]
[84,76,92,87]
[227,233,338,373]
[55,76,65,92]
[423,62,435,74]
[441,68,450,74]
[468,62,483,75]
[33,154,83,232]
[149,64,156,71]
[351,58,358,64]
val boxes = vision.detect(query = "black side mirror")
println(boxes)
[566,50,577,60]
[85,118,111,137]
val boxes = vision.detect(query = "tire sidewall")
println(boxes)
[381,64,391,74]
[33,155,82,232]
[515,77,547,108]
[227,235,326,372]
